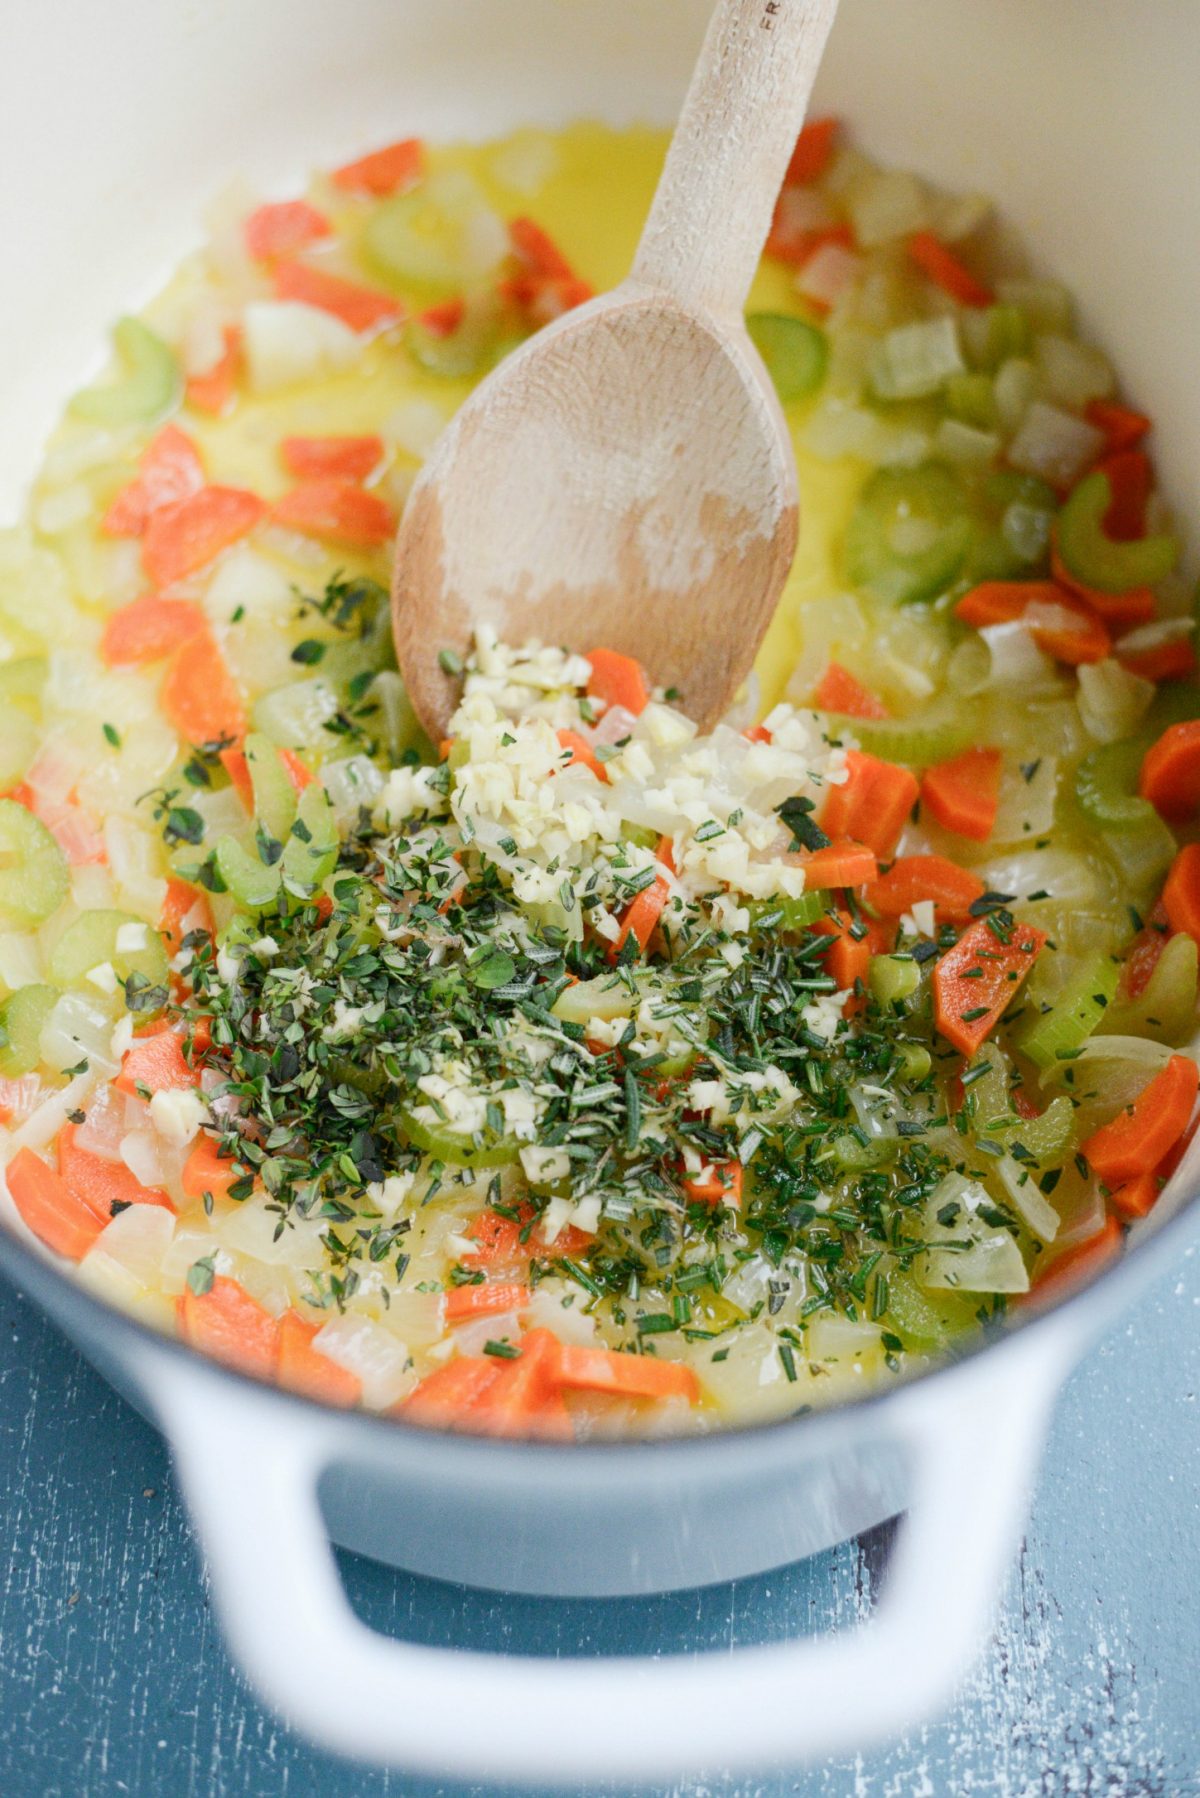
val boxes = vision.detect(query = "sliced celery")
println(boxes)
[869,954,920,1008]
[1004,1094,1075,1164]
[406,293,511,379]
[844,463,973,606]
[828,1132,895,1172]
[965,469,1058,583]
[68,318,181,426]
[0,984,58,1077]
[945,372,998,432]
[960,303,1031,373]
[830,699,974,766]
[252,678,340,750]
[1101,811,1177,890]
[370,671,433,763]
[48,908,169,1001]
[895,1042,932,1083]
[746,313,828,404]
[1101,930,1198,1046]
[399,1106,521,1170]
[362,189,469,295]
[748,892,827,933]
[0,800,69,927]
[214,838,281,914]
[1057,470,1178,595]
[882,1268,980,1352]
[280,784,339,893]
[1075,739,1155,831]
[1017,952,1120,1069]
[553,972,644,1026]
[244,732,299,845]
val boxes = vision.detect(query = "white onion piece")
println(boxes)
[0,932,42,991]
[384,398,450,461]
[997,1155,1060,1243]
[220,1200,327,1269]
[991,755,1058,844]
[847,167,931,246]
[1075,659,1155,744]
[1033,333,1114,410]
[0,1075,43,1126]
[1115,616,1195,654]
[81,1203,175,1293]
[996,277,1074,334]
[1007,401,1105,488]
[120,1130,164,1190]
[934,417,1000,466]
[242,301,362,392]
[10,1072,96,1154]
[321,755,385,826]
[993,357,1039,434]
[40,993,118,1078]
[311,1314,414,1410]
[805,1310,883,1363]
[917,1176,1029,1294]
[75,1082,128,1161]
[869,317,964,401]
[982,844,1105,911]
[795,243,862,311]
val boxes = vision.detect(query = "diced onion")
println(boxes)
[997,1155,1060,1243]
[869,317,964,401]
[242,301,363,392]
[1075,659,1155,744]
[1007,401,1105,487]
[847,168,931,246]
[795,243,862,311]
[1033,334,1114,410]
[311,1313,414,1409]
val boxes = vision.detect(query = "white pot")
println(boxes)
[3,0,1199,1783]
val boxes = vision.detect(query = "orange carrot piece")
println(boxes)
[1085,399,1151,456]
[921,748,1002,842]
[1117,637,1197,684]
[784,116,839,185]
[466,1330,573,1441]
[243,199,331,261]
[114,1030,201,1098]
[556,1342,700,1403]
[177,1276,281,1379]
[186,325,241,417]
[218,747,254,810]
[954,580,1111,666]
[142,485,265,589]
[932,914,1046,1055]
[331,137,423,196]
[1108,1173,1162,1221]
[907,230,993,307]
[398,1356,506,1429]
[272,479,397,547]
[608,837,674,963]
[464,1203,592,1271]
[743,723,772,744]
[100,595,206,668]
[182,1133,244,1202]
[444,1282,532,1324]
[160,877,215,957]
[1100,448,1152,542]
[811,662,889,719]
[586,647,650,716]
[865,854,986,922]
[681,1160,743,1207]
[277,1311,362,1407]
[800,839,879,889]
[766,209,854,268]
[1028,1216,1122,1301]
[160,627,246,747]
[1140,722,1200,823]
[279,748,315,791]
[509,216,575,280]
[1049,538,1156,628]
[419,298,466,338]
[1163,844,1200,945]
[6,1147,105,1261]
[58,1122,173,1220]
[556,728,608,783]
[1082,1054,1199,1185]
[280,434,384,482]
[820,750,918,859]
[102,426,206,537]
[273,260,403,334]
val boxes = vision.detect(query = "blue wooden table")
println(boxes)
[0,1244,1196,1798]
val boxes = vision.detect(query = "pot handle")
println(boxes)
[164,1341,1064,1783]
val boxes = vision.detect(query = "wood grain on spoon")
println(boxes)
[393,0,840,737]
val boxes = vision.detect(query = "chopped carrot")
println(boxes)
[331,137,423,196]
[820,750,919,859]
[932,914,1046,1055]
[398,1357,506,1429]
[273,260,403,334]
[467,1330,573,1440]
[182,1133,244,1202]
[1117,637,1197,683]
[272,479,397,547]
[765,210,854,267]
[682,1160,742,1207]
[504,218,593,324]
[102,425,206,537]
[556,729,608,783]
[1100,448,1152,542]
[177,1276,281,1379]
[280,434,384,482]
[865,854,986,922]
[907,230,993,308]
[419,298,466,337]
[1028,1216,1122,1301]
[243,199,332,261]
[509,216,575,280]
[114,1030,201,1098]
[6,1147,105,1261]
[921,748,1002,842]
[586,647,650,716]
[1107,1173,1162,1221]
[280,748,315,791]
[160,627,246,747]
[218,746,254,810]
[1119,901,1170,999]
[1082,1054,1199,1185]
[811,662,889,719]
[186,325,241,416]
[800,839,878,889]
[1085,398,1151,456]
[464,1202,592,1271]
[813,908,870,998]
[608,837,675,963]
[743,724,772,744]
[444,1282,532,1323]
[277,1311,361,1407]
[1049,538,1156,628]
[784,116,839,185]
[1140,721,1200,822]
[100,595,206,668]
[556,1342,700,1403]
[954,580,1111,666]
[58,1122,173,1220]
[1164,844,1200,944]
[142,485,265,589]
[160,877,215,957]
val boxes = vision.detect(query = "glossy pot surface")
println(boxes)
[3,0,1198,1781]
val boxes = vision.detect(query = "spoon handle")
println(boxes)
[631,0,840,320]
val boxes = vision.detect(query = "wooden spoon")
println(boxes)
[392,0,840,738]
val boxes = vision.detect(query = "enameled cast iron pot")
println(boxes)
[3,0,1198,1783]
